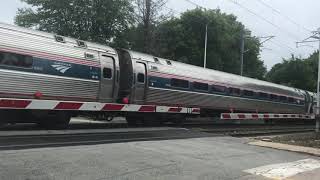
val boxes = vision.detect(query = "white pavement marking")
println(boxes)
[244,159,320,179]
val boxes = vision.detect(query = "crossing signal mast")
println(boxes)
[296,28,320,132]
[240,34,274,76]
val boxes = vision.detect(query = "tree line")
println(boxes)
[15,0,316,92]
[267,51,319,92]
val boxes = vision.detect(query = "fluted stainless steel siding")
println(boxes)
[146,87,305,114]
[0,69,99,101]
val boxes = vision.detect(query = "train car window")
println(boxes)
[193,82,209,91]
[77,40,87,48]
[288,97,294,103]
[258,92,269,99]
[243,90,254,97]
[55,35,65,43]
[229,88,241,96]
[0,51,33,68]
[154,57,161,64]
[103,68,112,79]
[211,85,227,94]
[137,73,145,83]
[85,52,95,59]
[270,94,279,101]
[279,96,287,102]
[171,78,189,89]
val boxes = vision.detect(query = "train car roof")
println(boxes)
[0,22,117,55]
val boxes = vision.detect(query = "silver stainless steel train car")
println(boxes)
[117,50,314,124]
[0,22,314,127]
[0,23,120,127]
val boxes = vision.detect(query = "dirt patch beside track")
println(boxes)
[271,132,320,148]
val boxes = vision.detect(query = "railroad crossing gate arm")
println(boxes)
[0,98,200,114]
[220,113,315,120]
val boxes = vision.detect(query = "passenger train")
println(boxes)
[0,22,315,127]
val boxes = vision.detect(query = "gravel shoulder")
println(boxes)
[248,132,320,157]
[270,132,320,148]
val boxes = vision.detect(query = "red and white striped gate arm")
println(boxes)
[221,113,315,120]
[0,98,200,114]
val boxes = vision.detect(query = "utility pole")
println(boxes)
[317,29,320,133]
[204,24,208,68]
[240,33,274,76]
[240,30,245,76]
[296,28,320,132]
[143,0,151,53]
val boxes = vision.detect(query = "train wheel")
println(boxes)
[126,116,138,127]
[38,112,71,129]
[169,115,186,125]
[143,116,163,127]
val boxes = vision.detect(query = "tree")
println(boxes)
[114,0,170,53]
[15,0,134,44]
[154,8,266,79]
[266,55,315,91]
[304,51,319,91]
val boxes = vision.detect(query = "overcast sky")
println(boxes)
[1,0,320,70]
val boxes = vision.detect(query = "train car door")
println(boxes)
[305,91,312,113]
[134,62,147,103]
[99,54,116,102]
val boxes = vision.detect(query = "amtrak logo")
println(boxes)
[51,62,72,74]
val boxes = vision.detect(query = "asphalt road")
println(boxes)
[1,118,319,180]
[1,135,318,180]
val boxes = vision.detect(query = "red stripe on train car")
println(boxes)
[264,114,270,118]
[222,114,231,119]
[102,104,125,111]
[168,107,182,112]
[252,114,259,119]
[192,108,200,113]
[238,114,246,119]
[139,105,155,112]
[54,102,83,110]
[0,99,31,108]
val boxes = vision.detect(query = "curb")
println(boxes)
[248,141,320,157]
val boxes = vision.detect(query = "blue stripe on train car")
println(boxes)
[34,57,101,80]
[148,75,304,107]
[0,57,101,81]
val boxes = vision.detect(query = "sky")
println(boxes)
[1,0,320,70]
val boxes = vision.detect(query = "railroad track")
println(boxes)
[0,120,314,134]
[0,128,214,150]
[198,126,314,137]
[0,120,315,150]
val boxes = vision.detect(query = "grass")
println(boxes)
[271,132,320,148]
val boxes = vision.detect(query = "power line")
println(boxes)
[164,5,214,30]
[182,0,303,43]
[227,0,302,42]
[255,0,312,33]
[268,39,295,54]
[183,0,205,9]
[181,0,300,50]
